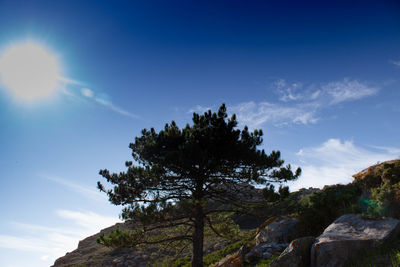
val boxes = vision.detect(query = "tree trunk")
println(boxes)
[192,203,204,267]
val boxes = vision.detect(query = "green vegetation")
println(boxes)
[244,255,279,267]
[168,238,249,267]
[355,161,400,219]
[97,104,300,267]
[147,230,257,267]
[57,159,400,267]
[202,240,244,266]
[296,183,361,236]
[346,239,400,267]
[262,184,290,202]
[105,159,400,266]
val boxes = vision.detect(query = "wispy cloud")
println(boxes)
[81,87,94,98]
[322,79,378,104]
[93,96,139,119]
[189,78,378,128]
[216,78,377,128]
[187,102,318,128]
[390,60,400,67]
[56,209,119,230]
[231,101,318,128]
[59,78,139,119]
[188,104,213,114]
[40,174,106,202]
[273,78,378,105]
[289,139,400,190]
[274,79,304,102]
[368,145,400,155]
[0,210,120,265]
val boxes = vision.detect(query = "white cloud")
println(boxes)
[0,210,120,265]
[224,78,378,128]
[274,79,304,102]
[40,255,49,261]
[274,78,378,106]
[58,77,138,119]
[231,101,318,128]
[289,139,400,190]
[188,104,213,114]
[94,96,139,119]
[189,78,377,128]
[390,60,400,67]
[81,87,94,98]
[56,209,119,230]
[368,145,400,155]
[322,79,378,104]
[41,174,106,202]
[0,235,59,253]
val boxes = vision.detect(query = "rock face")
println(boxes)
[51,222,153,267]
[270,236,315,267]
[238,215,300,264]
[255,215,299,245]
[52,220,229,267]
[311,214,400,267]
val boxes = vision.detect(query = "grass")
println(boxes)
[243,255,279,267]
[203,239,247,266]
[169,239,249,267]
[167,229,258,267]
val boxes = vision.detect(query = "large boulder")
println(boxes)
[241,215,299,264]
[311,214,400,267]
[270,236,315,267]
[255,215,299,245]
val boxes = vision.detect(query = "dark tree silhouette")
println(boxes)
[97,104,300,267]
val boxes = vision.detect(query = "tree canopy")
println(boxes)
[97,103,301,266]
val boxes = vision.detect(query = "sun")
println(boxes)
[0,41,61,102]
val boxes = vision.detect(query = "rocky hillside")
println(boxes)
[52,159,400,267]
[52,219,233,267]
[51,222,151,267]
[52,186,322,267]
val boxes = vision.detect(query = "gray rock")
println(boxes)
[259,242,288,252]
[245,241,289,263]
[311,214,400,267]
[261,251,272,259]
[270,236,315,267]
[244,250,260,263]
[256,215,299,245]
[244,215,299,263]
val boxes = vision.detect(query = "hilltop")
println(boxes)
[52,159,400,267]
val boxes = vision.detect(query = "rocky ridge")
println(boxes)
[53,159,400,267]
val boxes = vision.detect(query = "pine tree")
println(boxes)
[97,103,301,267]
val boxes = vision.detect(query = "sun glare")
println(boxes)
[0,41,61,102]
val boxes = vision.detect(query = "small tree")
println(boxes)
[98,104,300,266]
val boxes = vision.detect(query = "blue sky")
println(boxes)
[0,1,400,266]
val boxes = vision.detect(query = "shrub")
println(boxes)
[263,184,290,202]
[278,185,290,199]
[367,181,400,218]
[355,160,400,219]
[297,183,361,236]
